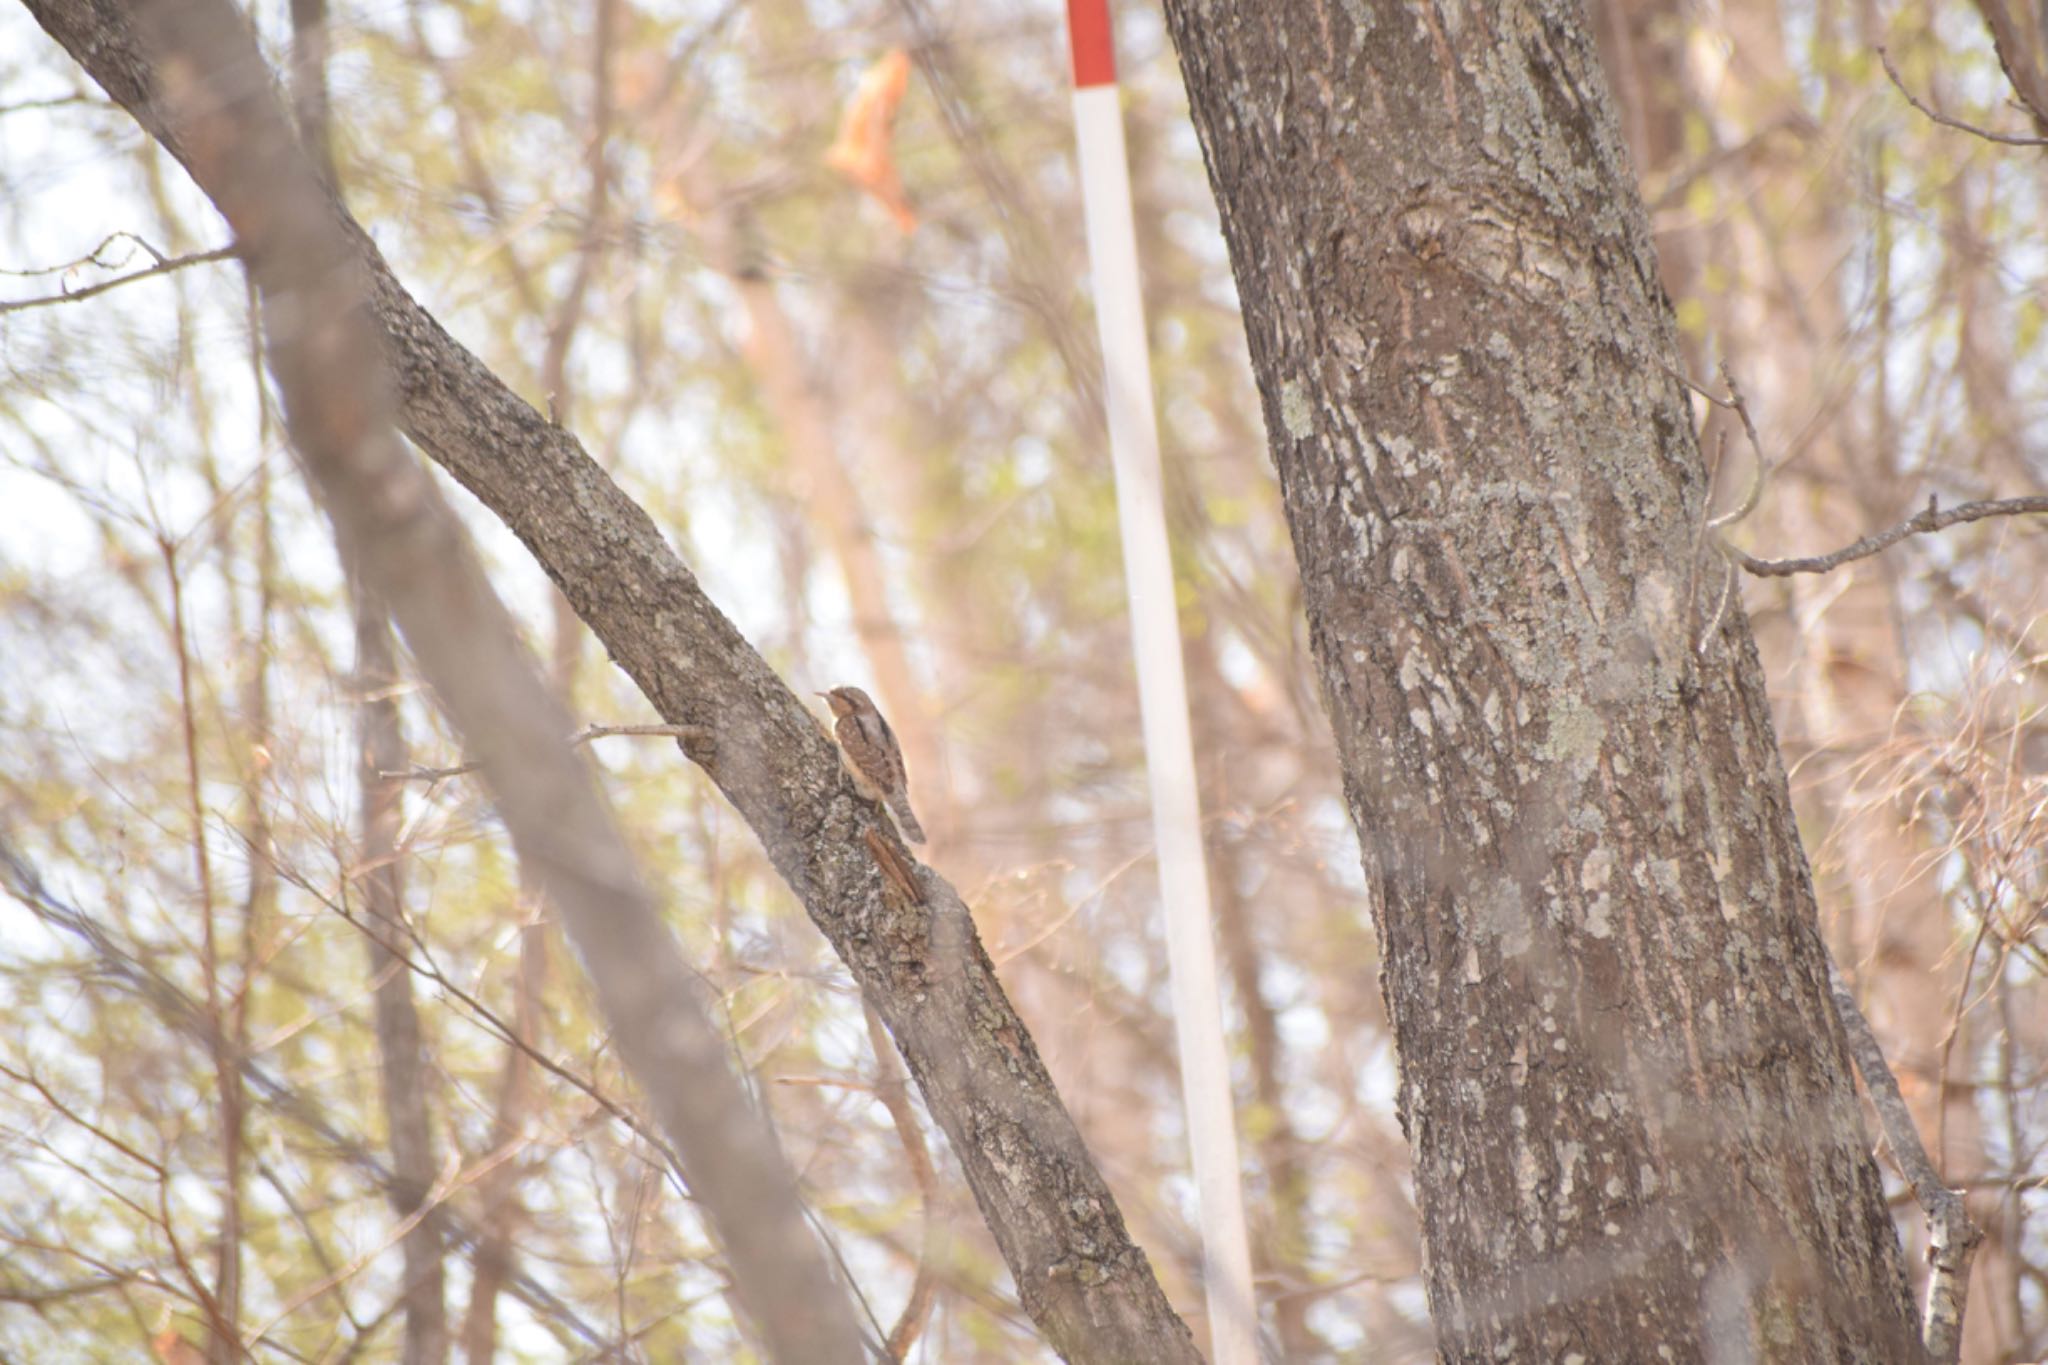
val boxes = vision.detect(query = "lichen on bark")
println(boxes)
[1158,2,1919,1359]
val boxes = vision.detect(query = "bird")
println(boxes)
[817,685,926,844]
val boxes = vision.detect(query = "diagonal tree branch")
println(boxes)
[98,0,868,1359]
[0,242,238,315]
[1962,2,2048,135]
[1826,953,1985,1365]
[1876,45,2048,147]
[1735,494,2048,577]
[283,0,450,1355]
[16,1,1200,1359]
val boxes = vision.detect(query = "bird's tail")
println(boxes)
[889,795,926,844]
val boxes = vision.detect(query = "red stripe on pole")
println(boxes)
[1066,0,1117,88]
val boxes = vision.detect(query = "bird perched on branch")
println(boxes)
[818,685,926,844]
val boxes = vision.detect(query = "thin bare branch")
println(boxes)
[0,91,103,115]
[1736,495,2048,577]
[1877,45,2048,147]
[0,228,169,273]
[0,242,238,315]
[0,1274,134,1305]
[1706,362,1769,530]
[1664,360,1768,529]
[104,0,869,1356]
[0,838,611,1350]
[1671,361,1765,655]
[22,1,1215,1355]
[305,872,689,1185]
[1969,0,2048,132]
[391,722,711,782]
[1675,358,2047,583]
[0,1060,166,1176]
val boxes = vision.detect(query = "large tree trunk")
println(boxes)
[1158,4,1920,1359]
[1592,4,2020,1357]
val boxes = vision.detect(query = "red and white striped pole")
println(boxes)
[1064,6,1258,1362]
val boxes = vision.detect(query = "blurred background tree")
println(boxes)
[0,0,2042,1360]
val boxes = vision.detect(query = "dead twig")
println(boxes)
[1966,0,2048,134]
[1877,45,2048,148]
[0,838,610,1347]
[391,721,709,782]
[1705,363,1769,530]
[1673,359,2046,608]
[0,92,104,116]
[1736,495,2048,578]
[1670,363,1769,656]
[0,241,239,315]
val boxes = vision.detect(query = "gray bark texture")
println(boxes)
[17,2,1199,1359]
[1156,3,1923,1361]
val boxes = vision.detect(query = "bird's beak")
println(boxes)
[814,691,830,699]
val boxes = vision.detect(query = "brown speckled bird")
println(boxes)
[818,685,925,843]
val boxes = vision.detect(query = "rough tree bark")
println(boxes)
[1592,6,2010,1358]
[18,2,1200,1359]
[1157,3,1922,1361]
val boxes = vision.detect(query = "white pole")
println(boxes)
[1065,5,1258,1361]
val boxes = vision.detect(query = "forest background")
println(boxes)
[1,0,2044,1360]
